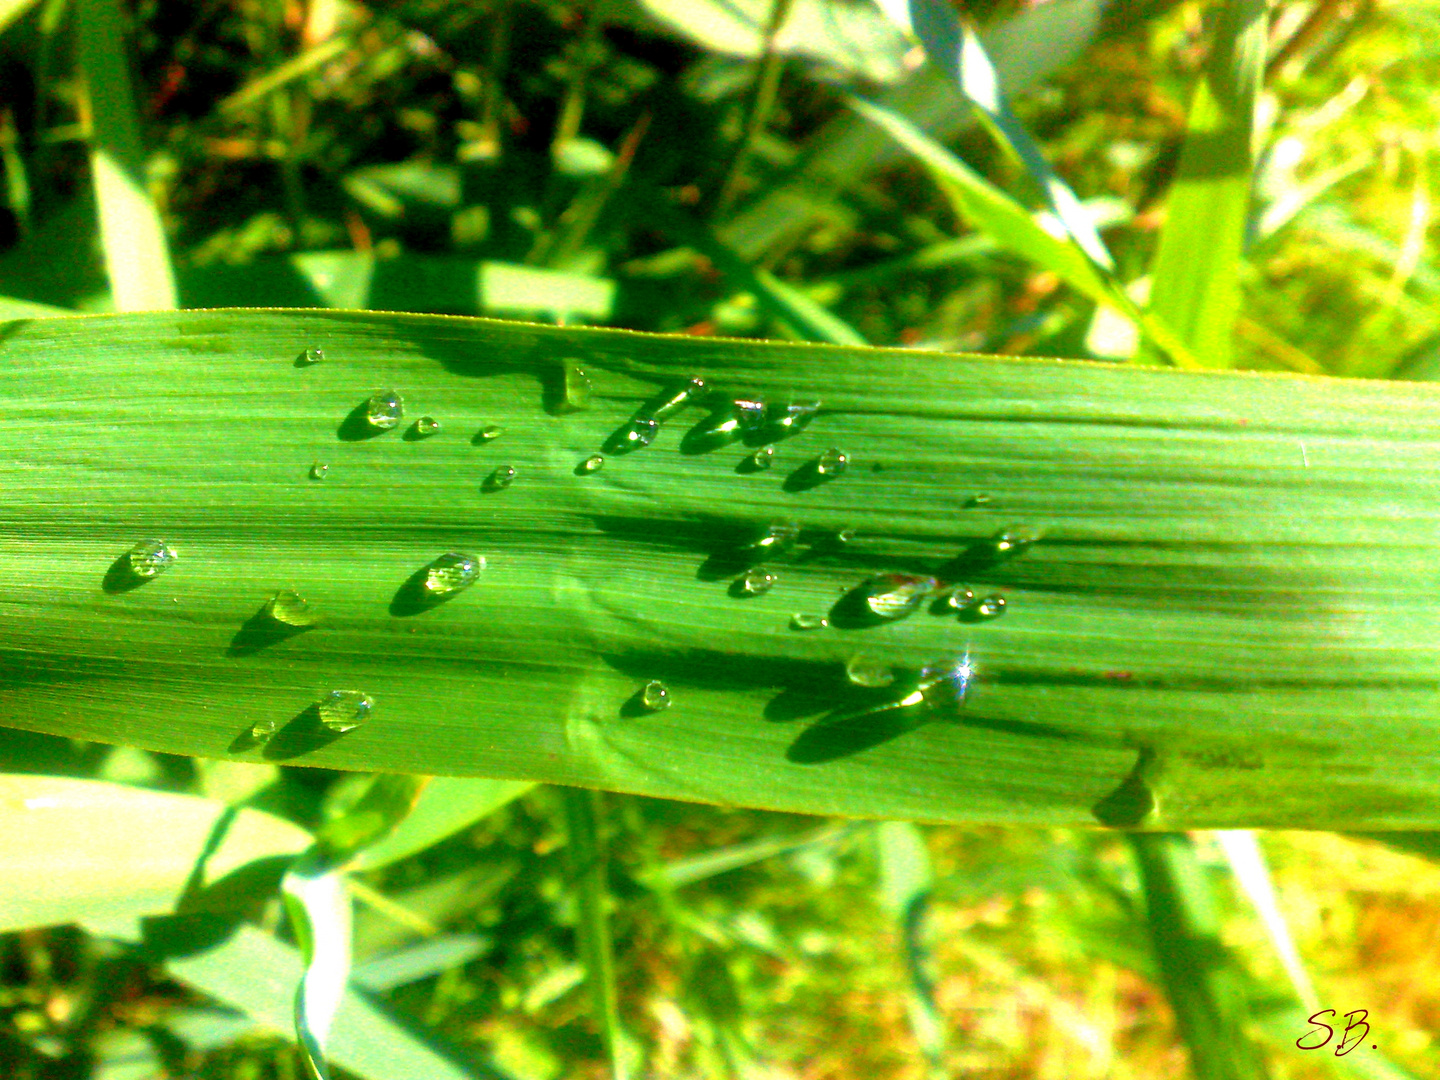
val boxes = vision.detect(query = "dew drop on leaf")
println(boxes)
[738,568,777,596]
[744,446,775,470]
[944,586,977,612]
[423,552,485,597]
[969,595,1007,620]
[414,416,441,437]
[857,573,938,620]
[309,462,329,480]
[640,680,672,712]
[845,656,895,688]
[770,399,819,437]
[815,448,848,477]
[580,453,604,473]
[318,690,373,733]
[919,653,976,711]
[266,589,317,627]
[648,377,708,422]
[740,522,801,563]
[555,360,592,414]
[987,528,1037,562]
[125,539,176,579]
[300,346,324,365]
[484,465,517,491]
[477,424,503,441]
[250,717,277,740]
[365,389,404,430]
[617,416,659,450]
[790,613,828,631]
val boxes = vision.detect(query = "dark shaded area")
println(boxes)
[619,687,659,719]
[1091,747,1157,827]
[402,420,439,441]
[336,396,397,442]
[260,703,350,761]
[101,554,156,594]
[226,601,314,657]
[679,407,746,455]
[292,349,320,368]
[781,457,841,493]
[786,698,932,764]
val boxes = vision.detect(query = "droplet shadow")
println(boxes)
[1091,747,1157,827]
[781,459,835,493]
[389,565,470,617]
[101,556,152,595]
[226,603,314,657]
[401,421,436,442]
[260,703,351,761]
[786,696,932,764]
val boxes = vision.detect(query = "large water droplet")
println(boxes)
[919,654,976,711]
[733,395,767,431]
[553,360,592,414]
[366,389,404,430]
[250,717,277,740]
[423,552,485,597]
[737,568,777,596]
[484,465,517,491]
[309,462,329,481]
[640,680,671,711]
[413,416,441,437]
[267,589,317,627]
[846,656,895,688]
[790,613,828,631]
[318,690,372,733]
[299,346,324,365]
[125,540,176,579]
[648,377,708,423]
[815,448,849,477]
[856,573,939,620]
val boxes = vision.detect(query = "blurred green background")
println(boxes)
[2,0,1440,1077]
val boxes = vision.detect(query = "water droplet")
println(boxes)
[740,522,801,563]
[318,690,372,733]
[987,528,1036,561]
[845,656,895,688]
[648,377,708,423]
[733,395,767,431]
[738,568,777,596]
[944,586,977,612]
[250,717,277,740]
[640,680,671,711]
[815,448,848,477]
[125,540,176,579]
[617,416,659,450]
[309,462,329,481]
[790,613,828,631]
[856,573,939,620]
[365,389,404,430]
[300,346,324,365]
[266,589,318,627]
[477,425,502,441]
[834,528,857,545]
[414,416,441,437]
[965,494,991,508]
[423,552,485,597]
[554,361,592,413]
[770,399,819,436]
[484,465,517,491]
[969,594,1007,620]
[919,653,976,711]
[579,453,604,473]
[744,446,775,470]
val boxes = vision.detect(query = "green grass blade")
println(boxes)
[0,774,311,931]
[1145,0,1268,368]
[348,777,534,872]
[74,0,177,311]
[10,310,1440,828]
[903,0,1115,271]
[282,861,352,1080]
[1129,833,1268,1080]
[875,822,947,1076]
[562,787,631,1080]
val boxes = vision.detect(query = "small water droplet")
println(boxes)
[648,377,708,423]
[477,425,502,441]
[856,573,939,620]
[846,656,895,688]
[266,589,317,627]
[834,528,856,545]
[744,446,775,470]
[919,654,976,711]
[738,568,777,596]
[987,528,1037,561]
[318,690,372,733]
[970,595,1007,620]
[125,539,176,579]
[618,416,659,450]
[944,586,977,612]
[365,389,404,430]
[300,346,324,365]
[790,613,828,631]
[740,522,801,563]
[579,453,605,473]
[484,465,517,491]
[815,448,848,477]
[554,361,592,413]
[965,494,991,508]
[414,416,441,437]
[309,462,329,480]
[640,680,672,711]
[423,552,485,597]
[770,399,819,436]
[250,718,277,741]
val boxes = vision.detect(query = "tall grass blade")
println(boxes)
[74,0,177,310]
[1145,0,1268,368]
